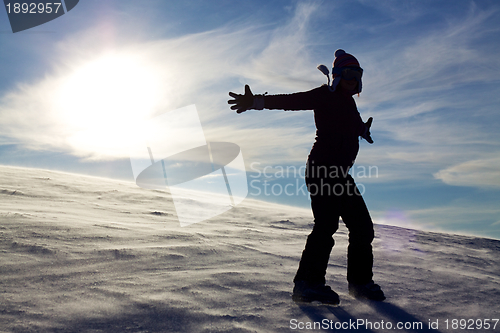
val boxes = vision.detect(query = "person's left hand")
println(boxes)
[362,117,374,144]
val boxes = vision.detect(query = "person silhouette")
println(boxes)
[228,49,385,304]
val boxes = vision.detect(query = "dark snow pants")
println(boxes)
[293,166,374,285]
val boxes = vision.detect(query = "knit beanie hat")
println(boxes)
[331,49,362,93]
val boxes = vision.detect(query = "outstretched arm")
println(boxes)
[228,84,323,113]
[228,85,264,114]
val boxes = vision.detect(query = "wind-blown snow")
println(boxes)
[1,165,499,332]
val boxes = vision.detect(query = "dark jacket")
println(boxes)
[263,85,366,169]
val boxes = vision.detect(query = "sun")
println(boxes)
[54,52,164,157]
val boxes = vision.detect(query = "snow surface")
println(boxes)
[1,165,499,332]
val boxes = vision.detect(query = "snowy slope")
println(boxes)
[1,165,499,333]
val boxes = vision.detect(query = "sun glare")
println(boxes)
[55,53,164,157]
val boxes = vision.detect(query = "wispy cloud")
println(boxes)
[408,203,500,237]
[360,2,500,104]
[434,157,500,188]
[240,1,321,91]
[351,3,500,188]
[0,1,499,194]
[0,2,321,163]
[373,197,500,238]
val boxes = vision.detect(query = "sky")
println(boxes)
[1,0,500,239]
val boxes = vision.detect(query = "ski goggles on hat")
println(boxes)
[341,67,363,81]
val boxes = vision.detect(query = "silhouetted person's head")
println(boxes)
[332,49,363,94]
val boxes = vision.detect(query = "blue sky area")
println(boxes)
[1,0,500,239]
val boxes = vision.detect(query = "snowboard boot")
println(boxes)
[292,281,340,305]
[348,280,386,301]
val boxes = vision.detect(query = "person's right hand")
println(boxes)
[228,85,254,114]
